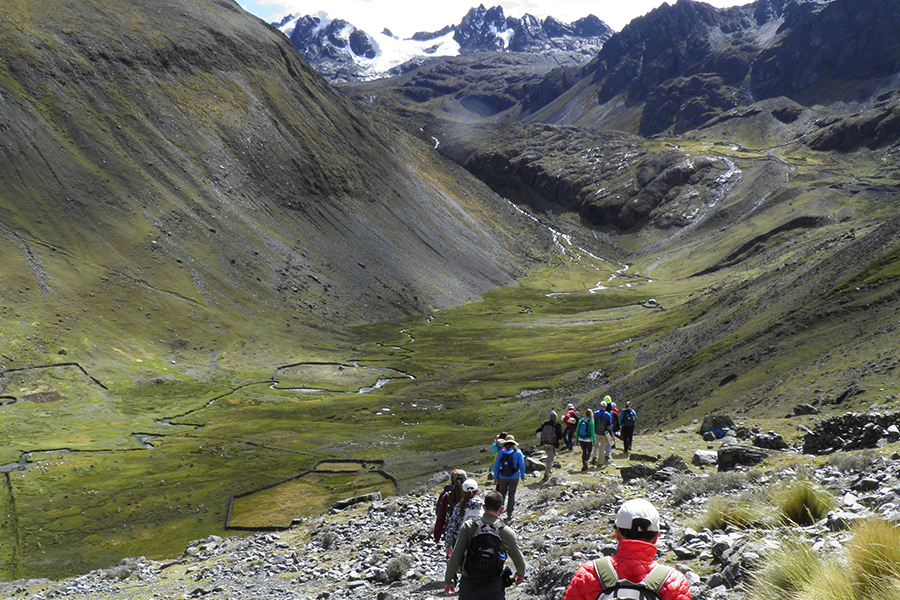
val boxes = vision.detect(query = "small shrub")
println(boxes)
[385,553,413,582]
[318,530,338,550]
[671,471,748,505]
[827,449,878,473]
[692,497,765,531]
[772,479,835,526]
[535,488,565,505]
[548,541,594,560]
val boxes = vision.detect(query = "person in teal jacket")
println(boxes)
[576,410,596,471]
[492,435,526,519]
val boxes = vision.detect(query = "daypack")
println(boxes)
[464,519,507,583]
[593,556,673,600]
[498,451,518,478]
[577,417,591,438]
[621,408,636,427]
[540,423,558,445]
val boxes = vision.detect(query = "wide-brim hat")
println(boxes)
[501,435,518,446]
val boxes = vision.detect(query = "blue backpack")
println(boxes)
[577,417,591,438]
[498,451,518,478]
[621,408,636,427]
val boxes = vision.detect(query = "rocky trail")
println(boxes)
[6,410,900,600]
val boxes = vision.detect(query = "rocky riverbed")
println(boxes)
[5,412,900,600]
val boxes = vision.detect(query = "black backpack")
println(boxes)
[621,408,636,427]
[592,557,673,600]
[540,423,558,445]
[498,452,518,478]
[464,519,507,583]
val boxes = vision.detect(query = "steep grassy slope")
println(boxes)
[0,0,557,580]
[0,0,550,378]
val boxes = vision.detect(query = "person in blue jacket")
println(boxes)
[593,401,615,466]
[492,435,526,520]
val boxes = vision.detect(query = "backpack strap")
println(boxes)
[592,558,674,596]
[640,565,674,594]
[592,557,619,590]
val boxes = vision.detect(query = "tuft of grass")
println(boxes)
[691,497,766,531]
[748,520,900,600]
[746,540,821,600]
[771,478,835,526]
[846,519,900,598]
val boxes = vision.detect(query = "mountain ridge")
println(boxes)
[276,4,613,82]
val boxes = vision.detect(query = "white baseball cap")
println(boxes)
[462,478,479,492]
[615,498,660,532]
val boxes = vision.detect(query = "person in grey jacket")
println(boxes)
[445,491,526,599]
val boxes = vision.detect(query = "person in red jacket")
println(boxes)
[563,498,691,600]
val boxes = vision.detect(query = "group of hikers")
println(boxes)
[539,395,638,476]
[434,397,690,600]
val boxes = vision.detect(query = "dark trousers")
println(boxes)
[495,478,520,517]
[563,426,576,449]
[621,426,635,453]
[459,575,505,600]
[579,440,593,470]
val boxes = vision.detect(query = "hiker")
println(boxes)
[575,410,595,472]
[593,401,614,465]
[562,403,579,451]
[563,498,691,600]
[434,469,467,543]
[445,490,527,599]
[619,401,637,454]
[490,431,508,455]
[492,435,525,520]
[605,395,620,437]
[444,478,485,556]
[535,410,563,482]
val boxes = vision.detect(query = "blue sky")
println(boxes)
[240,0,751,36]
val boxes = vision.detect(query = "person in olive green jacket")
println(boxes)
[444,491,527,599]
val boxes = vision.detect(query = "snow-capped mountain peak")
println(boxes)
[276,5,613,82]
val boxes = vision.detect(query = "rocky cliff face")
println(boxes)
[520,0,900,139]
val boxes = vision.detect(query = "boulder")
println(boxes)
[660,454,690,472]
[700,415,735,433]
[620,463,657,482]
[693,450,718,466]
[332,492,383,510]
[792,403,819,416]
[752,432,789,450]
[717,445,767,471]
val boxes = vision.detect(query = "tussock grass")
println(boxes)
[695,478,834,532]
[748,520,900,600]
[746,540,820,600]
[846,519,900,598]
[691,497,766,531]
[771,478,835,526]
